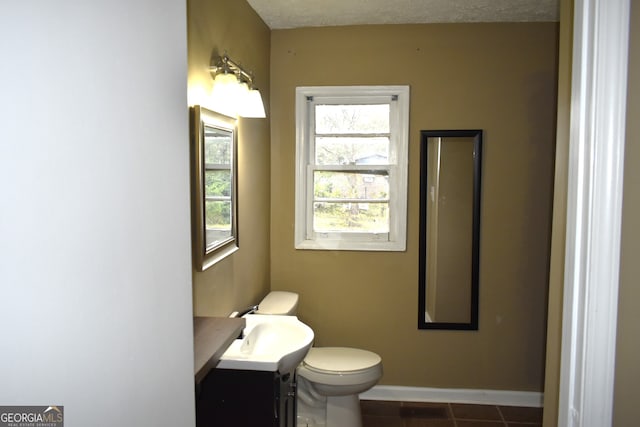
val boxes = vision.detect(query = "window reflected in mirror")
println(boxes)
[418,130,482,330]
[190,106,238,271]
[204,126,233,248]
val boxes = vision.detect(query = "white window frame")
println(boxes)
[294,85,410,251]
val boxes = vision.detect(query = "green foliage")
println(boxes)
[204,170,231,228]
[205,200,231,229]
[313,172,389,232]
[204,132,231,164]
[314,202,388,232]
[205,170,231,197]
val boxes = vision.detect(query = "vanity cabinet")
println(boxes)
[196,367,297,427]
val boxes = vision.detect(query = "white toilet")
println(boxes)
[255,291,383,427]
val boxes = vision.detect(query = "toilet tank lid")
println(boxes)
[257,291,299,315]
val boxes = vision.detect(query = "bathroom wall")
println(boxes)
[0,1,194,425]
[188,0,272,316]
[270,23,558,391]
[614,0,640,424]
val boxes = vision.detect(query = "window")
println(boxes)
[295,86,410,251]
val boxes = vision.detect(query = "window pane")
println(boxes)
[205,200,231,230]
[204,126,232,164]
[205,170,231,197]
[204,200,232,250]
[314,171,389,200]
[315,136,389,165]
[315,104,389,134]
[313,202,389,233]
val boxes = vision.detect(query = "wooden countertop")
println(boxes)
[194,316,245,383]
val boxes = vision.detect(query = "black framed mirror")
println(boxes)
[418,130,482,330]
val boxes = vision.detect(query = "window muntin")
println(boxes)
[295,86,409,251]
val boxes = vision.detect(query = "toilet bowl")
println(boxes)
[296,347,382,427]
[298,347,382,395]
[253,291,383,427]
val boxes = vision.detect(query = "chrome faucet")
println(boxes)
[234,304,259,318]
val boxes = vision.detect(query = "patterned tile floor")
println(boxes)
[361,400,543,427]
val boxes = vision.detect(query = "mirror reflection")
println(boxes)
[418,130,482,330]
[203,125,233,249]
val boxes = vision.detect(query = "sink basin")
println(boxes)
[217,314,314,374]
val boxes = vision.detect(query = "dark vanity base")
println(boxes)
[196,368,296,427]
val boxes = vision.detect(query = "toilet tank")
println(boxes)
[256,291,299,315]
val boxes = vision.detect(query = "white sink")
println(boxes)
[217,314,314,374]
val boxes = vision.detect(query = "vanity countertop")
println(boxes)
[194,316,245,383]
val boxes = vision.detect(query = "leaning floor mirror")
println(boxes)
[190,105,239,271]
[418,130,482,330]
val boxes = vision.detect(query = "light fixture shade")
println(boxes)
[209,53,267,119]
[213,72,237,86]
[210,73,245,117]
[239,88,266,118]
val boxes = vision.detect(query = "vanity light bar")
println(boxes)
[210,54,256,87]
[209,53,266,118]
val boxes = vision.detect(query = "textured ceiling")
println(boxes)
[247,0,559,29]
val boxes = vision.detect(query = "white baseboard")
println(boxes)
[359,385,543,408]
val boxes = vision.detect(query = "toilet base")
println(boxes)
[296,395,362,427]
[297,375,363,427]
[326,394,362,427]
[296,415,323,427]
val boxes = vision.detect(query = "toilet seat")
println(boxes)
[297,347,383,387]
[303,347,381,373]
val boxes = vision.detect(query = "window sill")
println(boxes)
[295,239,406,252]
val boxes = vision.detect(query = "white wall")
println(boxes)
[0,1,194,426]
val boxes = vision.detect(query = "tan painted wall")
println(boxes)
[270,23,558,390]
[614,0,640,424]
[188,0,272,316]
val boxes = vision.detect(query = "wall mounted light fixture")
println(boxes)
[209,54,266,118]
